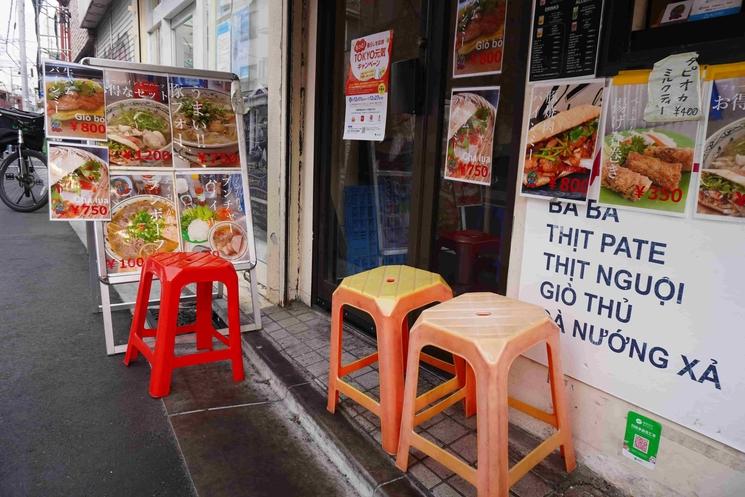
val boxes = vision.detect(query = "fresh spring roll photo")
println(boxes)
[625,152,682,192]
[602,163,653,201]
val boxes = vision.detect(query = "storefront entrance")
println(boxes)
[312,0,531,309]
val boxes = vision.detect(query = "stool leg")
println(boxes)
[124,271,153,366]
[196,282,214,351]
[401,317,409,375]
[326,299,343,414]
[454,357,477,418]
[225,277,245,382]
[395,339,423,472]
[149,283,179,398]
[476,366,510,497]
[547,334,576,473]
[377,318,405,455]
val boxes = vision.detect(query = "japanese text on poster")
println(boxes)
[343,30,393,142]
[644,52,701,123]
[600,76,698,215]
[43,61,106,141]
[49,144,110,221]
[521,80,604,202]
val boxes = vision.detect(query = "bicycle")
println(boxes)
[0,107,48,212]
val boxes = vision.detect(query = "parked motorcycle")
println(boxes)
[0,107,48,212]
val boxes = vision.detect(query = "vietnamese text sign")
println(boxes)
[343,30,392,142]
[518,198,745,452]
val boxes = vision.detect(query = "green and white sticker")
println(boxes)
[622,411,662,469]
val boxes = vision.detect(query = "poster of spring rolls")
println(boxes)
[452,0,508,78]
[48,144,110,221]
[695,74,745,221]
[521,80,604,202]
[104,174,180,274]
[444,86,500,185]
[599,77,698,215]
[175,172,251,262]
[169,77,240,168]
[43,61,106,141]
[104,70,172,167]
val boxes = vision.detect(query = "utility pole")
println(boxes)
[17,0,29,110]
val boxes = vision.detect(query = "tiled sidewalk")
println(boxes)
[257,302,625,497]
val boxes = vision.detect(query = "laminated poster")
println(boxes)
[599,77,699,216]
[169,77,240,168]
[176,172,251,263]
[695,73,745,222]
[520,80,604,202]
[104,70,172,167]
[452,0,508,78]
[104,173,180,274]
[343,30,393,142]
[48,144,110,221]
[43,61,106,141]
[444,86,500,186]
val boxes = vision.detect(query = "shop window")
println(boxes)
[172,6,195,68]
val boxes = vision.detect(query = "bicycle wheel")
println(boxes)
[0,149,48,212]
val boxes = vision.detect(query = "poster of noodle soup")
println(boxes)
[169,77,240,168]
[103,174,181,274]
[175,172,251,262]
[104,70,173,167]
[43,61,106,141]
[695,75,745,222]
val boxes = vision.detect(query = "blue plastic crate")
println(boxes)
[382,253,407,266]
[344,185,379,257]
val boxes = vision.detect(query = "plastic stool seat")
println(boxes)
[396,292,576,496]
[327,265,455,454]
[124,252,245,398]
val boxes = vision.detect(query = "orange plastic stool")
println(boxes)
[396,293,576,497]
[124,252,245,398]
[327,265,455,454]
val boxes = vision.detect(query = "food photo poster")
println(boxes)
[104,173,180,274]
[695,73,745,221]
[176,172,251,263]
[169,77,241,168]
[43,61,106,141]
[599,77,699,216]
[452,0,508,78]
[49,144,110,221]
[104,70,172,167]
[444,86,500,186]
[520,80,604,203]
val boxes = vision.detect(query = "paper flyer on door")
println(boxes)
[343,30,393,142]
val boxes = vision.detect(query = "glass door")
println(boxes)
[313,0,446,306]
[172,5,195,68]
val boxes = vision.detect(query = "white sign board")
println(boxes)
[518,198,745,451]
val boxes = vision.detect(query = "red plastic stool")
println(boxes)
[124,252,245,398]
[439,230,500,293]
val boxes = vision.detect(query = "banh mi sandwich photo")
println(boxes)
[446,92,497,176]
[698,169,745,217]
[523,104,601,188]
[455,0,506,57]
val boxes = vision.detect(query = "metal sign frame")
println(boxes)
[79,58,263,355]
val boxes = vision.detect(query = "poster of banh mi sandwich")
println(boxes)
[599,75,700,216]
[695,70,745,222]
[520,80,605,203]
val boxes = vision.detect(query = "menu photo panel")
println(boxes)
[169,77,241,169]
[43,61,106,141]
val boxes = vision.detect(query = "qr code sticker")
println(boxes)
[633,434,649,454]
